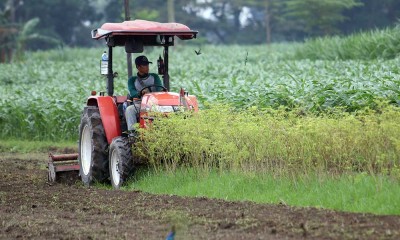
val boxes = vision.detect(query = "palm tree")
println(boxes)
[13,18,61,61]
[0,4,17,62]
[1,0,61,62]
[0,17,61,62]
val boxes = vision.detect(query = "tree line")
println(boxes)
[0,0,399,62]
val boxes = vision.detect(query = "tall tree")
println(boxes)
[0,1,60,62]
[189,0,257,43]
[3,0,399,48]
[340,0,400,34]
[13,0,101,47]
[179,0,287,44]
[0,0,19,62]
[245,0,284,44]
[13,18,61,60]
[284,0,363,36]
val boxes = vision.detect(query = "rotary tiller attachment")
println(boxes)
[48,153,80,183]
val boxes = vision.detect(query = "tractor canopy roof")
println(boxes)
[92,20,197,52]
[92,19,197,41]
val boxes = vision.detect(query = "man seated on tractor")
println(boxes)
[125,55,164,133]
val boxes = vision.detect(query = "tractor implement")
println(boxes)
[48,153,79,183]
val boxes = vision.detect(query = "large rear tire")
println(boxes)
[109,137,134,189]
[78,107,109,186]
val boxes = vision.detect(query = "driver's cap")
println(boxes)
[135,55,153,66]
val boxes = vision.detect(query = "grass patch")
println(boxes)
[126,168,400,215]
[0,139,77,153]
[293,26,400,60]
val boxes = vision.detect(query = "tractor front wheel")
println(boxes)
[78,107,109,186]
[109,137,134,189]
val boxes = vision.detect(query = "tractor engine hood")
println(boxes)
[141,92,198,112]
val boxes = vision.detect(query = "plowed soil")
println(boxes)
[1,152,399,239]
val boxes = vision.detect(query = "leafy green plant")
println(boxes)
[136,104,400,178]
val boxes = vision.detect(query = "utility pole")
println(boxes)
[167,0,175,22]
[265,0,271,45]
[124,0,133,78]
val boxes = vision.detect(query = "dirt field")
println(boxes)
[1,152,399,240]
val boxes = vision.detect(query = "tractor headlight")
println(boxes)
[173,106,185,112]
[153,105,174,113]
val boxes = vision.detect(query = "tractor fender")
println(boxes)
[87,96,121,144]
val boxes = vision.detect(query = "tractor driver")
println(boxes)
[125,55,164,133]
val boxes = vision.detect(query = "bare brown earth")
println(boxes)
[1,152,399,240]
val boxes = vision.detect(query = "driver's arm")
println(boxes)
[128,76,139,98]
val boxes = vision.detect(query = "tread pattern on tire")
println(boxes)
[110,136,134,189]
[79,107,109,185]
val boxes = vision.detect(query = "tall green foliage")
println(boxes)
[1,0,399,46]
[293,26,400,60]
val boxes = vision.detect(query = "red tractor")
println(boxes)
[48,20,199,189]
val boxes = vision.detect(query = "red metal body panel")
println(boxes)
[138,92,199,128]
[141,92,180,107]
[139,113,150,129]
[93,20,197,40]
[139,92,198,109]
[85,93,198,138]
[188,96,199,111]
[87,96,121,144]
[139,93,177,128]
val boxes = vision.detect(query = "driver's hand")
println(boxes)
[141,89,149,95]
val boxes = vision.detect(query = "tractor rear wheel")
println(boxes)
[78,107,109,186]
[109,137,134,189]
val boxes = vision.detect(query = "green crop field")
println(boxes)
[1,27,400,214]
[0,28,399,156]
[1,45,399,140]
[0,27,399,175]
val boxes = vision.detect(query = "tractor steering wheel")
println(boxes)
[139,85,168,96]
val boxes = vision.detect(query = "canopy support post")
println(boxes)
[107,46,114,96]
[124,0,133,78]
[163,46,169,91]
